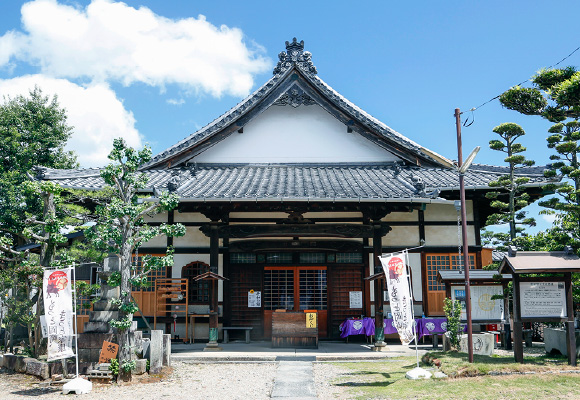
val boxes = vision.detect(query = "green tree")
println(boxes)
[88,138,185,381]
[500,67,580,238]
[0,86,78,253]
[0,87,82,357]
[483,123,536,249]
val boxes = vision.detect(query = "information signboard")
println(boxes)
[520,282,566,318]
[451,285,504,321]
[349,291,363,309]
[248,290,261,308]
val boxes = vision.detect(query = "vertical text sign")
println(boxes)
[306,312,317,328]
[42,268,75,361]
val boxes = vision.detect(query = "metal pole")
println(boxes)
[72,265,79,377]
[455,108,474,363]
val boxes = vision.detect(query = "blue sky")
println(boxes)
[1,0,579,233]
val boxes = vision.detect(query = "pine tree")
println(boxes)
[483,123,536,249]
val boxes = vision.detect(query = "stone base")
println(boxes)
[203,343,223,351]
[406,367,432,380]
[459,333,494,356]
[62,377,92,395]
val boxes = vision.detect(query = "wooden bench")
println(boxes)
[222,326,253,343]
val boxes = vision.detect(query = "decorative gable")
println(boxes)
[144,38,452,170]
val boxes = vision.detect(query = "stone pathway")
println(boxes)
[271,361,317,399]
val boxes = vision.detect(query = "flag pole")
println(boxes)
[71,264,79,378]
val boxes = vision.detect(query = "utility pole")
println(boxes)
[455,108,474,363]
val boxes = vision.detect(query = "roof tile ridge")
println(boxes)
[309,74,422,149]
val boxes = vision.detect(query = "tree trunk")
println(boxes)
[117,230,134,382]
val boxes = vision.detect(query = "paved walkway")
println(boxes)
[271,361,317,399]
[171,340,428,362]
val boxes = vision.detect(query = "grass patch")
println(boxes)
[422,351,576,377]
[322,354,580,400]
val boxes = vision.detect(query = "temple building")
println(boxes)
[43,39,550,342]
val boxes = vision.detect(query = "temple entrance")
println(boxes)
[263,266,328,338]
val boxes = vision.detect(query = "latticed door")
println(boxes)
[263,266,328,337]
[425,253,474,316]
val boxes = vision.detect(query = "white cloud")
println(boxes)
[0,75,142,167]
[541,213,558,225]
[0,0,271,97]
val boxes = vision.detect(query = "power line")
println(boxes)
[468,45,580,113]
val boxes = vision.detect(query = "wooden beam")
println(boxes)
[200,223,392,238]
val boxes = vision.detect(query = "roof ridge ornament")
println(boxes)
[273,38,317,76]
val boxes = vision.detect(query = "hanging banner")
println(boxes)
[380,252,415,345]
[43,268,75,361]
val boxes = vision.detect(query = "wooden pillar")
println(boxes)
[373,220,386,348]
[503,282,512,350]
[512,275,524,363]
[205,221,221,351]
[565,272,577,366]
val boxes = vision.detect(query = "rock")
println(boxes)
[3,354,16,370]
[433,371,448,379]
[405,367,432,380]
[25,359,50,380]
[52,374,63,381]
[77,333,115,349]
[15,356,31,373]
[134,359,147,375]
[162,334,171,367]
[459,333,495,356]
[78,348,101,363]
[89,311,119,322]
[150,330,163,374]
[84,321,112,334]
[92,300,119,312]
[142,338,151,359]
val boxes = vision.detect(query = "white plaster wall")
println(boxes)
[141,235,167,247]
[143,212,168,223]
[424,225,476,246]
[383,210,418,222]
[174,227,210,247]
[424,201,473,221]
[174,212,210,223]
[192,105,400,163]
[381,226,420,247]
[408,252,422,302]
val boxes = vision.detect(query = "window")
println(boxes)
[336,253,363,263]
[299,253,326,264]
[264,269,294,310]
[181,261,210,303]
[230,253,256,263]
[266,253,293,264]
[299,269,327,310]
[426,253,475,291]
[263,267,327,311]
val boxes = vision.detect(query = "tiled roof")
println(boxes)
[143,39,450,169]
[41,162,551,201]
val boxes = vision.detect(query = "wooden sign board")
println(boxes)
[99,341,119,363]
[306,312,317,328]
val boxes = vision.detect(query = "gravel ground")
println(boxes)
[0,345,554,400]
[0,362,277,400]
